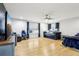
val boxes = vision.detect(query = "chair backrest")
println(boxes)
[22,30,25,34]
[21,30,26,36]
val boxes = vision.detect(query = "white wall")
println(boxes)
[40,23,48,37]
[11,20,27,36]
[7,18,12,24]
[60,17,79,36]
[7,18,56,37]
[51,23,56,31]
[29,22,38,38]
[7,18,48,37]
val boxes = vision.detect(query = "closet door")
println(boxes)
[29,22,38,38]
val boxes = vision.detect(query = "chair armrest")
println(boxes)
[63,36,79,40]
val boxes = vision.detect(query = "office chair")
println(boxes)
[21,30,27,40]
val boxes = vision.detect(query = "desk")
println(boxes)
[0,39,14,56]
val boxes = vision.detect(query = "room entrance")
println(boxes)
[29,22,39,38]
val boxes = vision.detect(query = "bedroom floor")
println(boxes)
[15,38,79,56]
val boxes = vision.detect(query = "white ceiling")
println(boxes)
[4,3,79,23]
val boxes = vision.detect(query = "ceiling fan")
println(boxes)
[43,14,53,20]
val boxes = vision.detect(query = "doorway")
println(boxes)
[29,22,39,38]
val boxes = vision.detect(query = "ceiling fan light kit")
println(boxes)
[44,14,52,20]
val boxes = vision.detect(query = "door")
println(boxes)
[29,22,39,38]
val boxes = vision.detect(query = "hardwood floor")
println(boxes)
[15,38,79,56]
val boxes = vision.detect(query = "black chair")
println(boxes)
[21,30,27,40]
[44,31,61,40]
[62,33,79,49]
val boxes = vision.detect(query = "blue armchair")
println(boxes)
[62,33,79,49]
[21,30,27,40]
